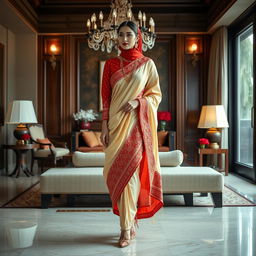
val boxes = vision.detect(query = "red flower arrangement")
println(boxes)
[198,138,209,148]
[21,134,31,141]
[157,111,171,121]
[198,138,209,145]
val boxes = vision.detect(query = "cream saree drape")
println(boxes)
[103,56,163,220]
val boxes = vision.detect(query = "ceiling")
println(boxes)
[5,0,256,34]
[29,0,215,13]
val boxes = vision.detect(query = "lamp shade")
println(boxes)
[5,100,38,124]
[198,105,229,128]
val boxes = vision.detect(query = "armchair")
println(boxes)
[28,124,70,173]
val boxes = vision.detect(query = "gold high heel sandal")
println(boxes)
[119,230,131,248]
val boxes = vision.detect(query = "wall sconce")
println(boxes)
[49,44,57,70]
[190,43,199,67]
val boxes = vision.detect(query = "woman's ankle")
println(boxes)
[120,229,131,239]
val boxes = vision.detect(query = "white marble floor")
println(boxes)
[0,206,255,256]
[0,170,255,256]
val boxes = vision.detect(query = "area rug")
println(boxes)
[2,182,256,208]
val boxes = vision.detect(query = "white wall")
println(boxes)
[15,33,37,102]
[0,24,16,172]
[0,22,37,174]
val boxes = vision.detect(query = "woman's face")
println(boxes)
[118,26,137,50]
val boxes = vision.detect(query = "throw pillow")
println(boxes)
[94,132,103,146]
[72,151,105,167]
[37,138,55,150]
[157,131,168,146]
[81,131,99,147]
[159,150,184,166]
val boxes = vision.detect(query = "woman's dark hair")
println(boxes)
[117,21,138,36]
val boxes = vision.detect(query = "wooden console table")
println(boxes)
[198,148,229,176]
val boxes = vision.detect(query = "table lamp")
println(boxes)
[5,100,38,141]
[198,105,229,149]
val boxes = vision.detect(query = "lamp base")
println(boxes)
[208,142,220,149]
[205,128,221,148]
[13,124,29,141]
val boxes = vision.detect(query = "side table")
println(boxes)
[3,144,39,178]
[198,148,229,176]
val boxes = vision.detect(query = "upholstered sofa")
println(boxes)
[40,150,224,208]
[71,130,176,152]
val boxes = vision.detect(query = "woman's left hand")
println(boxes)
[122,100,139,112]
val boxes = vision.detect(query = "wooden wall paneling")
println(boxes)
[176,34,211,163]
[202,36,211,105]
[38,35,78,148]
[38,36,65,141]
[76,37,84,112]
[184,36,203,163]
[38,36,44,124]
[184,52,201,163]
[62,35,77,148]
[44,57,62,137]
[176,34,185,152]
[169,36,177,132]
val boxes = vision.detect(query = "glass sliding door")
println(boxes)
[232,25,255,181]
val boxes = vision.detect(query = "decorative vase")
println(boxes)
[84,122,91,129]
[24,140,29,145]
[199,144,205,149]
[80,121,91,130]
[160,120,167,131]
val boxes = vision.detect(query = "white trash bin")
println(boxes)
[6,221,38,248]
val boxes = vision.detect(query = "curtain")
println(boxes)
[207,26,228,149]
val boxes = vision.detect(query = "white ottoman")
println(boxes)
[40,165,224,208]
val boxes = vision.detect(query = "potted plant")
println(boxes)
[198,138,209,149]
[157,111,171,131]
[21,134,31,144]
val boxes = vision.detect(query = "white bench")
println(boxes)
[40,151,224,208]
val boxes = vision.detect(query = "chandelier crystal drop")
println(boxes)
[86,0,156,53]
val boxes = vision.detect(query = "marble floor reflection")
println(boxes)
[0,171,255,256]
[0,207,255,256]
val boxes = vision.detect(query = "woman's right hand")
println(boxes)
[101,120,109,147]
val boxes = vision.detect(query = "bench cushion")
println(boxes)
[159,150,183,166]
[72,152,105,167]
[162,167,223,193]
[40,166,223,194]
[41,167,108,194]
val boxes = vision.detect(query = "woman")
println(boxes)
[101,21,163,248]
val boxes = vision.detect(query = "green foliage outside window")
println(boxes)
[239,32,253,119]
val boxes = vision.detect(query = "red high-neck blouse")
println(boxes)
[101,28,143,120]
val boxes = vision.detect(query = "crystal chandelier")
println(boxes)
[86,0,156,53]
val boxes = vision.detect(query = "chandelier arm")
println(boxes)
[87,0,156,53]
